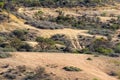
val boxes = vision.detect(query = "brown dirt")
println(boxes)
[0,52,119,80]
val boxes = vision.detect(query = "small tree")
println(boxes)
[10,38,23,50]
[36,37,55,51]
[12,29,28,40]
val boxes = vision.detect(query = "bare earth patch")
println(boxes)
[0,52,119,80]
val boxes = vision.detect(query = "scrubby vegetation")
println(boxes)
[36,37,55,52]
[63,66,82,72]
[0,0,120,80]
[24,67,53,80]
[0,0,118,9]
[0,0,120,57]
[0,28,119,56]
[87,57,92,60]
[0,65,59,80]
[0,52,12,58]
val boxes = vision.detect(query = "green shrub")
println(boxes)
[13,29,28,36]
[63,66,82,72]
[0,2,4,9]
[95,47,114,55]
[0,52,12,58]
[87,38,114,55]
[0,36,5,43]
[37,10,44,15]
[101,12,107,16]
[87,57,92,60]
[81,48,88,53]
[110,24,120,30]
[34,10,44,20]
[3,74,16,79]
[81,48,93,54]
[10,38,23,50]
[25,66,52,80]
[18,43,33,52]
[36,37,55,45]
[51,14,76,26]
[0,47,16,52]
[12,29,28,40]
[36,37,55,51]
[114,44,120,53]
[88,29,114,36]
[72,49,80,54]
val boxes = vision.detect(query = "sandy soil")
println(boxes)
[0,52,119,80]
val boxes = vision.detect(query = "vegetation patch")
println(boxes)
[63,66,82,72]
[92,78,99,80]
[86,57,92,60]
[114,43,120,53]
[0,65,60,80]
[0,52,12,58]
[24,66,53,80]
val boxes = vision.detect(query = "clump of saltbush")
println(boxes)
[86,57,92,60]
[0,51,12,58]
[114,43,120,53]
[63,66,82,72]
[95,47,114,55]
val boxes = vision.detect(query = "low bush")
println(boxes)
[0,47,16,52]
[0,52,12,58]
[72,49,81,54]
[81,48,93,54]
[114,43,120,53]
[13,29,28,36]
[16,65,26,73]
[0,14,9,22]
[88,29,114,36]
[3,73,16,79]
[36,37,55,51]
[87,38,115,55]
[108,71,117,76]
[87,57,92,60]
[109,53,119,57]
[18,43,33,52]
[63,66,82,72]
[25,66,52,80]
[12,29,28,40]
[25,20,64,29]
[101,12,107,17]
[10,38,23,50]
[95,47,114,55]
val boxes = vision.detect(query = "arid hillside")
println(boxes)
[0,1,120,80]
[0,52,119,80]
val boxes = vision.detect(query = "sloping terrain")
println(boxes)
[0,1,120,80]
[0,52,119,80]
[0,11,106,49]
